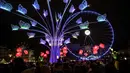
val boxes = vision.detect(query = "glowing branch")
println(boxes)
[47,0,55,36]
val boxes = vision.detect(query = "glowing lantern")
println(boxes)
[16,47,22,53]
[63,54,66,57]
[63,50,68,54]
[79,49,83,55]
[93,50,98,54]
[99,43,105,49]
[40,52,44,57]
[63,47,68,51]
[93,45,99,51]
[46,50,49,54]
[60,52,63,55]
[84,53,88,56]
[16,52,22,57]
[24,50,28,55]
[43,54,47,58]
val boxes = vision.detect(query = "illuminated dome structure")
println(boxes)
[0,0,114,63]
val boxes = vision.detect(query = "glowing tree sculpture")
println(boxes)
[0,0,114,63]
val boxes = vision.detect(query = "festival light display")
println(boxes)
[0,0,114,63]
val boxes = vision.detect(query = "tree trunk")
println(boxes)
[49,45,60,64]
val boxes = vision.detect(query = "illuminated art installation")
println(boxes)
[0,0,114,63]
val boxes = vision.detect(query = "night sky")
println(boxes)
[0,0,128,51]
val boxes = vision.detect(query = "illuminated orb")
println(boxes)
[85,30,90,35]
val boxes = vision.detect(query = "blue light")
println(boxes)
[79,0,88,10]
[32,0,40,10]
[97,14,106,22]
[19,20,30,29]
[0,0,13,12]
[17,4,27,15]
[79,21,89,29]
[69,5,75,13]
[11,24,19,31]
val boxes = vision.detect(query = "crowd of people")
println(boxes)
[0,57,129,73]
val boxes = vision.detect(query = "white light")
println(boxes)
[57,56,59,59]
[85,30,90,35]
[124,57,127,60]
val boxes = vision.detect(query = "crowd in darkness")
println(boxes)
[0,57,129,73]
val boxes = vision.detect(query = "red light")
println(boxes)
[63,47,68,51]
[93,45,99,51]
[43,54,47,58]
[84,53,88,56]
[99,43,105,49]
[16,52,22,57]
[24,50,28,55]
[79,49,83,55]
[16,47,22,53]
[63,50,68,54]
[60,52,63,55]
[63,54,66,57]
[40,52,44,57]
[93,50,98,54]
[46,50,49,54]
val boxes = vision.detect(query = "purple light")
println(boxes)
[69,5,75,13]
[43,10,48,17]
[58,13,62,19]
[64,38,70,44]
[40,38,46,45]
[76,17,82,24]
[63,0,68,3]
[30,20,37,27]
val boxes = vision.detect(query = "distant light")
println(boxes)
[124,57,127,60]
[24,50,28,55]
[110,48,113,51]
[85,30,90,35]
[46,50,49,54]
[99,43,105,49]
